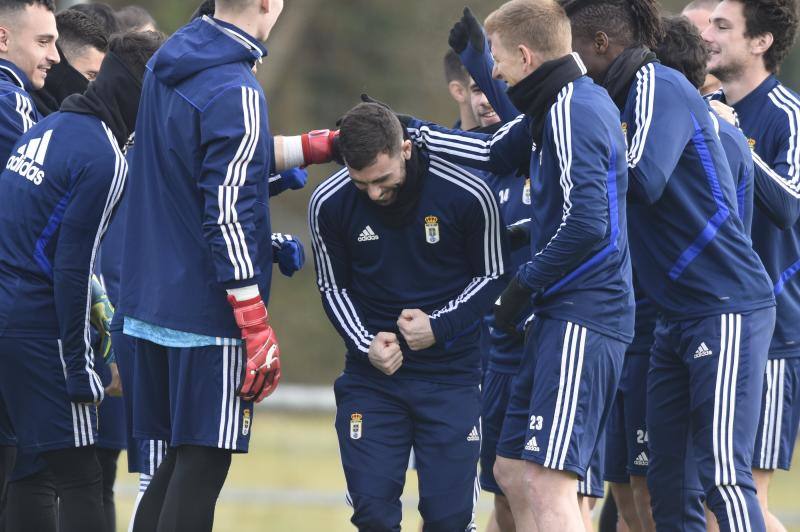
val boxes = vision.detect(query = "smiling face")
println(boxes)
[348,140,412,206]
[489,32,542,87]
[468,78,500,128]
[0,4,59,89]
[702,0,762,81]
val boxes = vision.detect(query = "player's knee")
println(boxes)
[493,457,517,494]
[523,463,574,503]
[349,493,401,532]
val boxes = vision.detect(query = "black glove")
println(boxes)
[448,7,485,54]
[359,93,413,128]
[494,276,534,335]
[507,222,531,251]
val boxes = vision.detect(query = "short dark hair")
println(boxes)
[68,3,120,36]
[0,0,55,14]
[108,30,164,82]
[561,0,664,50]
[338,103,404,170]
[115,5,156,32]
[191,0,215,20]
[444,49,469,84]
[734,0,799,73]
[56,9,108,62]
[654,15,707,89]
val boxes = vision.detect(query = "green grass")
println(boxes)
[113,412,800,531]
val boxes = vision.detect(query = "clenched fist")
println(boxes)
[368,332,403,375]
[397,309,436,351]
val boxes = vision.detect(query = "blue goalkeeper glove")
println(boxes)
[269,167,308,197]
[272,233,305,277]
[90,275,115,364]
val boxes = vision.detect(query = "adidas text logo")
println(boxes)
[693,342,713,359]
[5,129,52,186]
[525,436,540,452]
[634,452,649,466]
[467,426,480,442]
[357,226,379,242]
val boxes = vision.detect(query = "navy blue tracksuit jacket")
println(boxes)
[408,55,635,345]
[119,16,274,338]
[309,151,509,385]
[622,63,773,318]
[0,111,127,401]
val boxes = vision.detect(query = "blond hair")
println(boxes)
[485,0,572,60]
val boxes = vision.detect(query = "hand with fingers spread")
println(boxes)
[397,309,436,351]
[368,332,403,375]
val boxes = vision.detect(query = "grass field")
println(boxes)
[112,411,800,531]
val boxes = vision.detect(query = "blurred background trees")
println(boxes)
[86,0,800,383]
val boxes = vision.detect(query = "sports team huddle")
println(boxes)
[0,0,798,530]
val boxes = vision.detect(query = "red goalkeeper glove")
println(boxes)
[227,294,281,402]
[301,129,340,165]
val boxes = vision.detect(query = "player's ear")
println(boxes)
[401,139,412,160]
[448,80,468,104]
[0,26,10,53]
[749,31,774,58]
[518,44,541,74]
[593,31,610,55]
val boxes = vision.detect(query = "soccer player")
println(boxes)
[117,1,326,529]
[703,2,800,531]
[407,1,635,528]
[595,12,755,531]
[0,0,58,520]
[0,30,162,532]
[32,8,108,115]
[309,101,507,531]
[5,8,122,531]
[563,1,777,530]
[449,10,613,530]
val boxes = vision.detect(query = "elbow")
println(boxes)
[627,185,659,206]
[577,217,608,246]
[627,169,663,205]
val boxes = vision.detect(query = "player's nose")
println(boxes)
[367,186,383,202]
